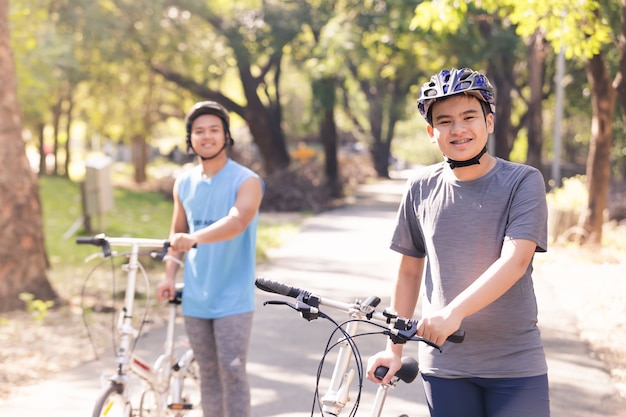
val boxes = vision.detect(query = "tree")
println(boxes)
[12,0,67,177]
[149,0,297,175]
[504,0,617,246]
[0,0,57,312]
[330,0,427,178]
[525,29,549,170]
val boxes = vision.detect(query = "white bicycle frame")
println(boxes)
[79,234,198,416]
[313,296,415,417]
[256,278,445,417]
[131,283,197,416]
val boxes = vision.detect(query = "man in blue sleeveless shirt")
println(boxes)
[157,101,264,417]
[366,68,550,417]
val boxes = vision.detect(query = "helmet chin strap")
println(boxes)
[445,145,487,169]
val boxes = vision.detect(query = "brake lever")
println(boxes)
[84,250,118,263]
[262,300,320,321]
[384,329,442,352]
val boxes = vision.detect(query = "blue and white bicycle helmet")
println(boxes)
[417,68,495,122]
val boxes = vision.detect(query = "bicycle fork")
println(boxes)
[320,320,359,416]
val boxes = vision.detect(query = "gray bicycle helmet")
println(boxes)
[417,68,495,123]
[184,100,234,150]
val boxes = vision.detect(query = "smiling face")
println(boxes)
[426,94,494,163]
[190,113,228,159]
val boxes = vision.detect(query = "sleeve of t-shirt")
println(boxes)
[390,177,427,258]
[504,167,548,253]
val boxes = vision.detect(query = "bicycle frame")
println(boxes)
[321,309,385,417]
[310,295,415,417]
[256,277,464,417]
[132,286,197,416]
[77,234,199,417]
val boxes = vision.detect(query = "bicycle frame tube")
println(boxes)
[370,384,392,417]
[321,309,369,416]
[116,243,141,375]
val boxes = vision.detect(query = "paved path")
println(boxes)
[2,178,625,416]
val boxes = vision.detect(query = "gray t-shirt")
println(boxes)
[391,158,548,378]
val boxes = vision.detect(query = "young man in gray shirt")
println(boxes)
[367,68,550,417]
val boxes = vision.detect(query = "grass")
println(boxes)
[39,176,301,299]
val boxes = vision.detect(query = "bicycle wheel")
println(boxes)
[93,382,132,417]
[171,352,201,416]
[138,388,158,417]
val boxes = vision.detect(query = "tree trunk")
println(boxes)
[238,63,290,175]
[356,77,392,178]
[314,77,342,197]
[0,0,57,312]
[37,122,46,175]
[52,98,62,175]
[132,134,148,183]
[581,53,614,246]
[479,20,516,160]
[488,66,515,159]
[526,29,547,170]
[63,93,74,178]
[613,0,626,136]
[364,84,388,178]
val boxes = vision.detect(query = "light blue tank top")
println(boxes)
[176,159,262,319]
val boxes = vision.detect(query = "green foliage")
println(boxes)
[546,175,626,252]
[39,175,299,269]
[256,220,301,263]
[546,175,588,210]
[391,117,443,167]
[416,0,613,60]
[503,0,612,59]
[39,176,90,266]
[10,0,66,123]
[508,133,528,163]
[411,1,468,34]
[18,293,54,322]
[12,0,613,183]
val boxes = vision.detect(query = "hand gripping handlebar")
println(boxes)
[255,277,465,346]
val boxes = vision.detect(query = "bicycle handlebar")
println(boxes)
[256,277,303,298]
[76,234,170,248]
[76,234,196,262]
[255,277,465,345]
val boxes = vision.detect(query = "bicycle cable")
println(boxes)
[131,255,153,354]
[79,251,153,362]
[312,312,369,417]
[312,314,417,417]
[79,256,115,361]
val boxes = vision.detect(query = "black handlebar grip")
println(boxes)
[374,356,419,383]
[76,236,106,246]
[447,329,465,344]
[255,278,303,299]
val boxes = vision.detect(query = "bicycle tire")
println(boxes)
[138,388,158,417]
[138,352,170,417]
[171,352,201,416]
[92,382,132,417]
